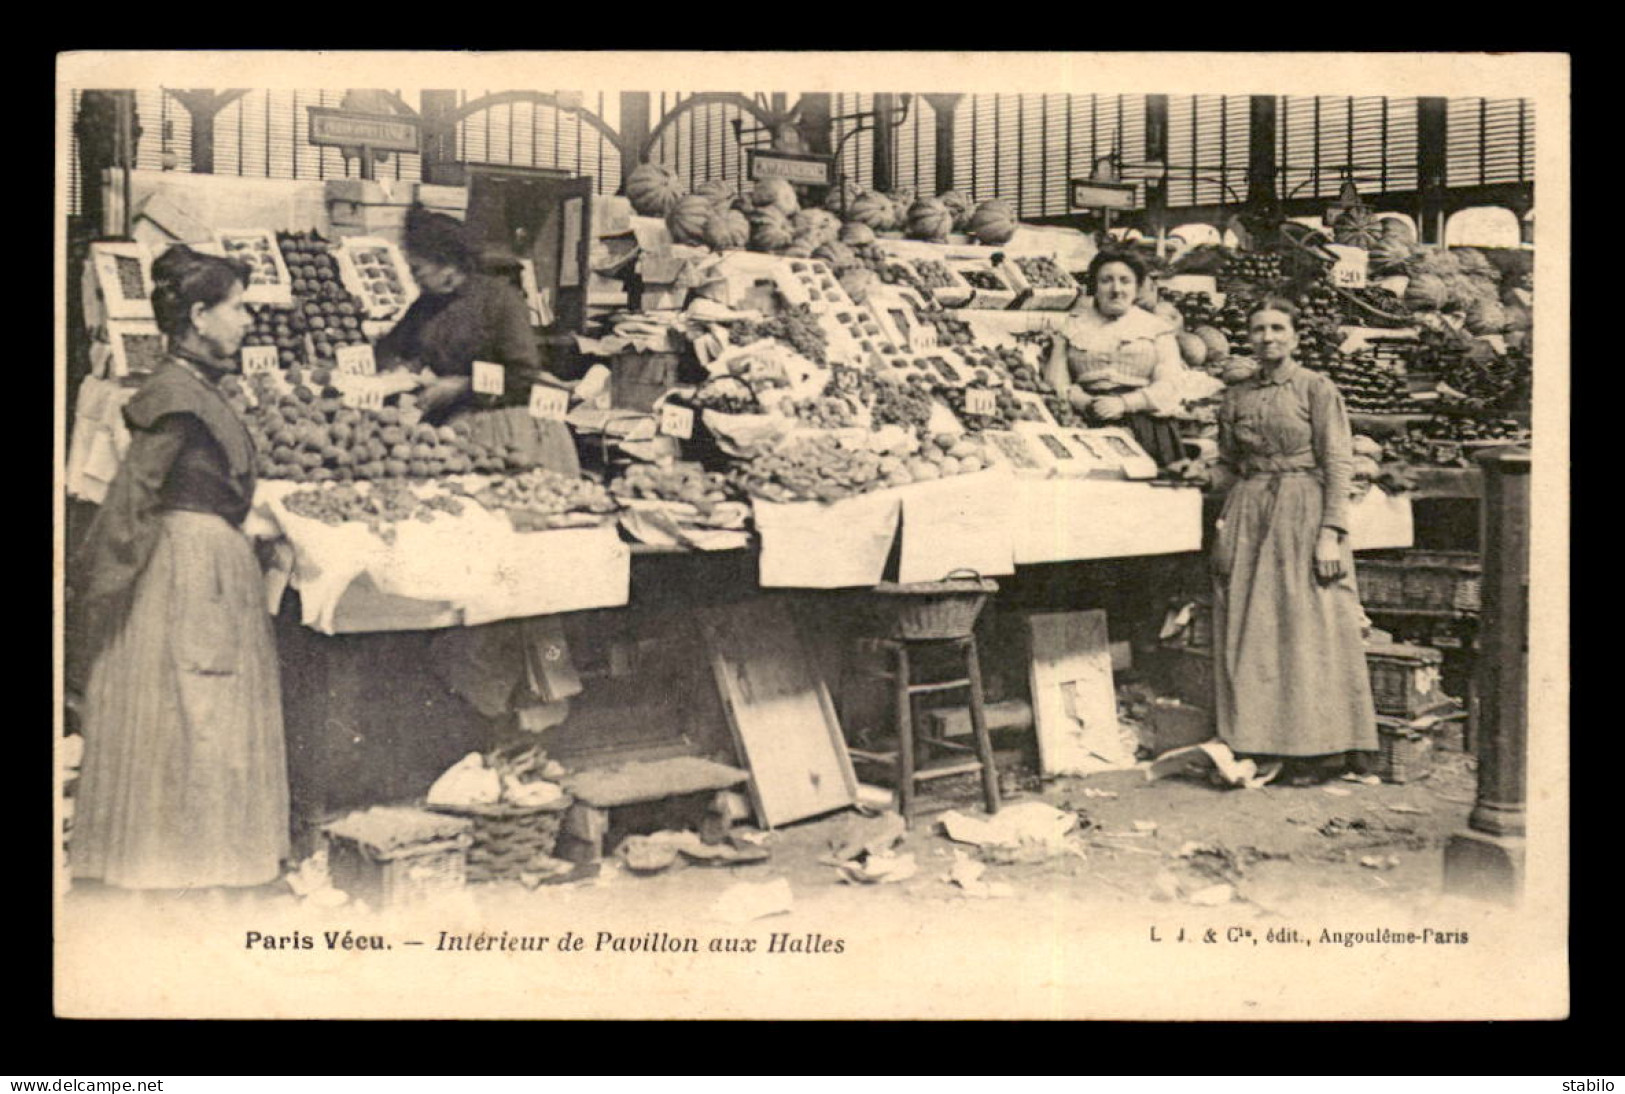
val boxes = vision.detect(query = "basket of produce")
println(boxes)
[1365,641,1457,719]
[1375,716,1433,784]
[1360,552,1481,616]
[1008,256,1082,310]
[950,259,1019,309]
[322,806,474,908]
[866,569,1000,641]
[907,257,975,308]
[425,747,573,884]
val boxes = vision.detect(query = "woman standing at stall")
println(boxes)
[1210,298,1378,782]
[1045,249,1189,466]
[72,245,289,893]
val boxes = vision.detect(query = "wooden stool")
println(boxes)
[849,635,1001,827]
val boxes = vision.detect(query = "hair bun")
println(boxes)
[151,243,203,287]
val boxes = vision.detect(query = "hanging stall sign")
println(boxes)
[1068,179,1138,211]
[746,150,835,187]
[306,107,422,154]
[335,343,377,377]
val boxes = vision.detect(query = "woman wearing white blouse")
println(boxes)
[1044,249,1189,466]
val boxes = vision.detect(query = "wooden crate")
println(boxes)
[1365,642,1453,719]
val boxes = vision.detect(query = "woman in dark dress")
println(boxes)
[73,246,290,891]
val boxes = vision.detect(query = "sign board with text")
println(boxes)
[1069,179,1138,210]
[306,107,422,154]
[746,150,835,187]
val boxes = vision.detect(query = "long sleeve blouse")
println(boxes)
[1045,304,1186,415]
[1216,358,1355,533]
[375,273,540,389]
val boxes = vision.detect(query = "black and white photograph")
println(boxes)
[52,51,1569,1020]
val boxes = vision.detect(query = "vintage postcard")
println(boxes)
[53,50,1569,1020]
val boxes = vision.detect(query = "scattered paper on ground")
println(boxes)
[1360,855,1401,871]
[1187,883,1235,906]
[1132,820,1158,834]
[1322,786,1354,798]
[837,851,918,885]
[827,812,907,863]
[1145,741,1278,789]
[712,877,794,923]
[1386,803,1430,815]
[940,802,1079,863]
[1080,788,1118,800]
[942,850,1013,899]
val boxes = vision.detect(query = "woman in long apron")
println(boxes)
[73,245,289,891]
[1210,298,1378,784]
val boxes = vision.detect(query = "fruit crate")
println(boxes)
[1365,641,1455,719]
[612,351,683,412]
[1375,715,1433,784]
[905,257,975,308]
[948,259,1019,310]
[1006,256,1082,311]
[322,807,475,909]
[1358,551,1481,614]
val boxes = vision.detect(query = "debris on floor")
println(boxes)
[1360,855,1402,871]
[940,801,1080,863]
[1386,803,1429,815]
[1321,786,1354,797]
[836,851,918,885]
[826,812,907,863]
[943,850,1013,899]
[1145,740,1278,789]
[712,877,794,923]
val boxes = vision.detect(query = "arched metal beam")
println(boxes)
[640,92,779,162]
[425,90,628,157]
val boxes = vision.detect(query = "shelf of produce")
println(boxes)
[1410,467,1484,500]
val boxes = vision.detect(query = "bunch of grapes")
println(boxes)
[869,379,936,434]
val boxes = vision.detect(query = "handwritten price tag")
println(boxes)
[241,345,279,374]
[659,402,695,440]
[1328,245,1369,290]
[966,387,997,416]
[529,383,569,421]
[341,386,384,411]
[472,360,505,396]
[907,324,938,352]
[335,343,376,377]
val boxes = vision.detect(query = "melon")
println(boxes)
[702,208,750,251]
[968,200,1018,245]
[792,208,841,246]
[751,177,799,218]
[847,191,898,232]
[1192,325,1230,362]
[1332,206,1383,250]
[838,221,878,246]
[812,241,857,272]
[823,178,861,215]
[1175,330,1209,369]
[782,240,814,258]
[938,190,972,231]
[747,207,794,252]
[694,179,738,208]
[666,194,714,245]
[1404,274,1450,311]
[906,197,953,243]
[625,163,686,217]
[1465,299,1508,335]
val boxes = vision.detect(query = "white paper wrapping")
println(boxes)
[66,377,136,504]
[895,469,1017,583]
[1013,479,1203,564]
[753,490,901,588]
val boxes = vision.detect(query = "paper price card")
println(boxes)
[1327,245,1369,290]
[659,402,695,440]
[966,387,998,416]
[241,345,279,375]
[341,386,385,411]
[529,383,570,421]
[907,324,937,352]
[335,343,377,377]
[473,360,506,396]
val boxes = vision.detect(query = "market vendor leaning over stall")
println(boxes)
[1046,249,1189,467]
[72,245,290,895]
[1209,298,1379,784]
[378,203,584,737]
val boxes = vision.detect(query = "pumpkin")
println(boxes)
[625,163,686,217]
[812,240,857,273]
[1332,206,1383,250]
[1404,273,1450,311]
[782,240,814,259]
[847,191,897,231]
[694,179,738,208]
[751,177,799,217]
[666,195,715,245]
[823,178,861,215]
[747,207,794,252]
[792,208,841,246]
[838,221,878,246]
[1379,216,1417,245]
[906,197,953,242]
[968,200,1018,245]
[1175,331,1208,369]
[1192,325,1230,362]
[938,190,972,231]
[702,208,750,251]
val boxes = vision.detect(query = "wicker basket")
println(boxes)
[867,570,999,640]
[1359,552,1481,614]
[1376,717,1433,784]
[1366,642,1454,719]
[324,832,473,909]
[428,798,572,884]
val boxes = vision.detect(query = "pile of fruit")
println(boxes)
[960,267,1008,292]
[786,261,847,306]
[922,354,968,385]
[231,370,534,482]
[1290,280,1344,370]
[475,468,618,521]
[915,305,975,348]
[912,259,960,290]
[730,435,893,503]
[283,480,465,542]
[609,463,741,520]
[869,377,936,433]
[1014,256,1076,291]
[347,242,411,313]
[1222,251,1283,284]
[683,377,762,415]
[730,303,830,366]
[1326,349,1413,414]
[1166,291,1219,329]
[776,392,864,429]
[939,385,1035,431]
[277,231,371,364]
[1438,344,1532,412]
[1383,417,1529,467]
[219,232,284,289]
[243,304,309,368]
[833,308,901,357]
